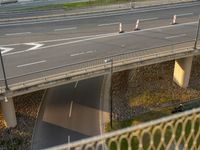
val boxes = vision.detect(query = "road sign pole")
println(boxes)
[0,50,9,90]
[194,16,200,50]
[104,59,113,129]
[110,59,113,129]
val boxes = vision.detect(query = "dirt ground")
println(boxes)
[0,90,44,150]
[112,56,200,121]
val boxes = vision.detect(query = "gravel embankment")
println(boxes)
[112,56,200,121]
[0,90,44,150]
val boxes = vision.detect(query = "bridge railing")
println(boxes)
[0,39,199,95]
[46,107,200,150]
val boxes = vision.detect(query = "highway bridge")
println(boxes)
[0,1,200,129]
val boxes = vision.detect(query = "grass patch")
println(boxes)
[105,100,200,149]
[9,0,153,12]
[128,90,174,107]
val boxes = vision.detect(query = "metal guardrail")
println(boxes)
[0,40,199,96]
[46,107,200,150]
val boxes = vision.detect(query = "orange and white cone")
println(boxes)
[119,23,124,33]
[134,19,140,30]
[172,15,177,25]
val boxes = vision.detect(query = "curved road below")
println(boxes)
[31,76,107,149]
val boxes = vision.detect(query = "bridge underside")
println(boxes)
[1,48,199,128]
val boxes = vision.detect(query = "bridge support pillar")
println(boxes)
[0,97,17,128]
[173,56,193,88]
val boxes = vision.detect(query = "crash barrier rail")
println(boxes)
[0,39,199,96]
[47,107,200,150]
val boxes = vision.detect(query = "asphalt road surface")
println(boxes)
[31,76,105,149]
[0,2,200,86]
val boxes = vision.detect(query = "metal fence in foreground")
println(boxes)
[47,107,200,150]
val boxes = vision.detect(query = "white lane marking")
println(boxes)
[0,47,14,54]
[29,21,198,50]
[68,135,70,143]
[0,2,198,27]
[3,21,198,56]
[98,22,120,27]
[176,12,193,17]
[5,32,31,36]
[86,50,95,54]
[165,34,187,39]
[54,27,77,32]
[16,60,46,68]
[25,42,44,50]
[1,32,115,47]
[70,52,85,57]
[70,50,95,57]
[74,81,78,88]
[69,101,73,118]
[140,17,159,21]
[67,135,71,149]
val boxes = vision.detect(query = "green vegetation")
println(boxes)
[105,100,200,149]
[11,0,151,12]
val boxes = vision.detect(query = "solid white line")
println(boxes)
[98,22,120,27]
[1,32,115,47]
[16,60,46,68]
[54,27,77,31]
[165,34,187,39]
[69,101,73,118]
[140,17,159,21]
[74,81,78,88]
[5,32,31,36]
[3,21,198,57]
[176,12,193,17]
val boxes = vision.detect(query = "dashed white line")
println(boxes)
[70,52,85,57]
[54,27,77,31]
[176,13,193,17]
[16,60,46,68]
[140,17,159,21]
[165,34,187,39]
[5,32,31,36]
[98,22,120,27]
[74,81,78,88]
[70,50,96,57]
[69,101,73,118]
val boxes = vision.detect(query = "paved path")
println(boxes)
[31,76,106,149]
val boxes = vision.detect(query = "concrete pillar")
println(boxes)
[0,97,17,128]
[173,56,193,88]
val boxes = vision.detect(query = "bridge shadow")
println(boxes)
[32,121,89,150]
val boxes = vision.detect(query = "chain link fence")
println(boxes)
[47,107,200,150]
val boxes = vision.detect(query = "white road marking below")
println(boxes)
[1,32,116,47]
[70,50,96,57]
[25,42,44,51]
[0,46,14,54]
[5,32,31,36]
[140,17,159,21]
[74,81,79,88]
[69,101,73,118]
[176,13,194,17]
[98,22,120,27]
[54,27,77,32]
[3,21,198,57]
[165,34,187,39]
[16,60,46,68]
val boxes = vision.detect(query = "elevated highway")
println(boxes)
[0,21,199,98]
